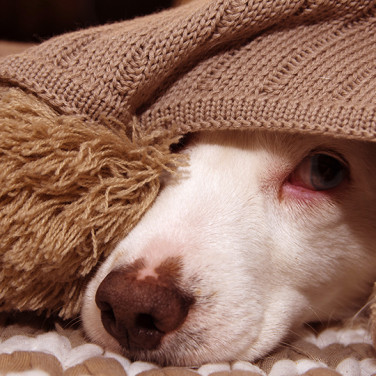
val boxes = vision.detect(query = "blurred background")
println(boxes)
[0,0,175,42]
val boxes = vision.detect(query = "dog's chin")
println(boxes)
[121,345,263,368]
[119,343,217,368]
[83,326,276,367]
[117,346,217,368]
[83,313,295,367]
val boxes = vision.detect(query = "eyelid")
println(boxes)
[306,148,349,170]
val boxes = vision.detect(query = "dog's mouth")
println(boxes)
[115,323,213,367]
[99,313,207,367]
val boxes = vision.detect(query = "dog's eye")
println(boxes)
[169,134,191,153]
[290,152,348,191]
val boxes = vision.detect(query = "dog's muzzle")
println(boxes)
[95,258,195,351]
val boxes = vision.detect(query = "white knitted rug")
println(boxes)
[0,317,375,376]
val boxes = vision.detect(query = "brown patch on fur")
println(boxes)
[120,258,146,279]
[155,257,184,285]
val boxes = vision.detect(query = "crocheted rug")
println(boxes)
[1,314,375,376]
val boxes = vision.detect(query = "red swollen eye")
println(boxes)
[289,153,348,191]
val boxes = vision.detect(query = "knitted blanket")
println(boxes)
[1,317,376,376]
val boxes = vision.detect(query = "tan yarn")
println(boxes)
[0,88,182,318]
[0,0,375,318]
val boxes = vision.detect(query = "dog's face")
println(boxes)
[82,130,376,366]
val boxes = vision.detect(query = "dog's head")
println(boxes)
[82,130,376,366]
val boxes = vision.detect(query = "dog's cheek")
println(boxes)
[180,254,267,348]
[237,286,311,361]
[263,187,376,321]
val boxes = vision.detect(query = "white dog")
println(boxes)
[82,130,376,366]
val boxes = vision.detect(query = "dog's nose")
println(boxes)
[95,267,194,351]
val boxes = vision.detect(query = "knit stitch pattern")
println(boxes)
[0,0,375,140]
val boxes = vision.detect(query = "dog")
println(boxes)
[82,129,376,366]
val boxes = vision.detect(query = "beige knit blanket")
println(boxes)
[0,42,34,58]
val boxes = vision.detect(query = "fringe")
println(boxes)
[0,88,184,318]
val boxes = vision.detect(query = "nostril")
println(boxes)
[96,300,119,339]
[136,313,160,332]
[97,301,114,320]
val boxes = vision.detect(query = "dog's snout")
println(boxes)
[95,263,194,352]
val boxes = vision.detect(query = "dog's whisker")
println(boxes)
[304,307,326,327]
[66,315,83,328]
[351,300,373,321]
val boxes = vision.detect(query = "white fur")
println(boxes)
[82,130,376,366]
